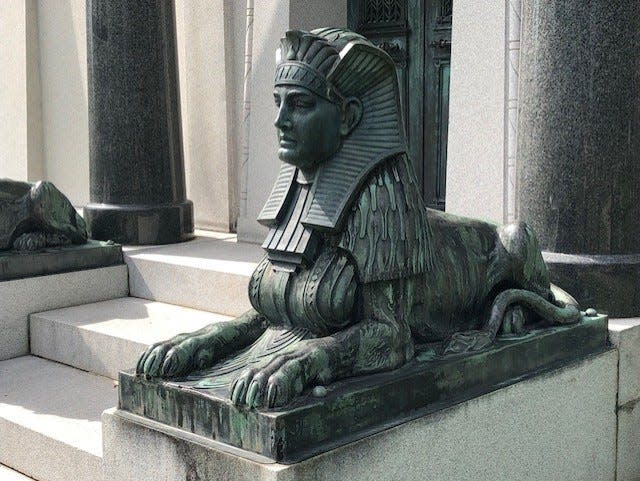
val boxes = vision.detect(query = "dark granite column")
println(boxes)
[517,1,640,316]
[85,0,193,245]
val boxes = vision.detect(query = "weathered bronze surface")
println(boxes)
[133,29,594,436]
[0,179,87,252]
[123,314,607,462]
[0,240,123,281]
[0,179,123,280]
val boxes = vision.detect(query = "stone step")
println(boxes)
[30,297,233,380]
[0,356,117,481]
[0,264,129,362]
[0,465,35,480]
[124,233,263,316]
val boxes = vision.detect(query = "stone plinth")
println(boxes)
[104,349,618,481]
[516,0,640,317]
[85,0,193,245]
[0,240,122,281]
[119,315,607,463]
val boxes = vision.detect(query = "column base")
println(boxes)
[85,201,194,245]
[544,251,640,317]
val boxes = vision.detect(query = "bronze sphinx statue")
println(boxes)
[137,28,580,409]
[0,179,87,252]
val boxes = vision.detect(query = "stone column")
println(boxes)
[517,1,640,316]
[85,0,193,245]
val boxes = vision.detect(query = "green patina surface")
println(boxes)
[121,314,608,463]
[0,239,123,281]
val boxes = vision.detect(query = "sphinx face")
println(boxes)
[273,85,342,174]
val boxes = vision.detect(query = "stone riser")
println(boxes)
[124,236,262,316]
[0,265,128,361]
[0,356,117,481]
[30,297,232,380]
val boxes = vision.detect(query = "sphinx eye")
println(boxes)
[293,96,315,108]
[273,95,281,107]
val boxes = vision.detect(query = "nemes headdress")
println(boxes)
[259,28,407,232]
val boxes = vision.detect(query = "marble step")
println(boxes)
[124,233,263,316]
[0,264,129,362]
[30,297,233,380]
[0,465,35,480]
[0,356,117,481]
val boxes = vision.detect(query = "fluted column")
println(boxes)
[85,0,193,245]
[517,1,640,316]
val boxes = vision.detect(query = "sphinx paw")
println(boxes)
[13,232,47,252]
[137,336,201,379]
[230,349,321,409]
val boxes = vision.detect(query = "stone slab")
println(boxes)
[31,297,232,379]
[609,318,640,406]
[0,240,123,281]
[125,235,262,316]
[119,315,608,463]
[0,356,117,481]
[617,398,640,481]
[104,349,618,481]
[0,465,35,481]
[0,265,128,360]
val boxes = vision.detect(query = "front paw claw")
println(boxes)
[230,351,319,409]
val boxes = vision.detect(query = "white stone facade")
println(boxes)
[0,0,514,241]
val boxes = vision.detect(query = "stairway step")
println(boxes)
[30,297,233,380]
[0,465,35,480]
[0,265,129,362]
[0,356,116,481]
[124,235,263,316]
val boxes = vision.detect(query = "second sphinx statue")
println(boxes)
[137,28,580,409]
[0,179,87,252]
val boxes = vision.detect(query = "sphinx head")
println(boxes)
[273,30,363,175]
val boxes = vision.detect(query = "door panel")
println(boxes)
[348,0,452,210]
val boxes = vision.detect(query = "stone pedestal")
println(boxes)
[117,316,607,463]
[516,1,640,316]
[85,0,193,245]
[103,349,618,481]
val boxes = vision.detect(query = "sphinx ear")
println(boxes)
[340,97,363,136]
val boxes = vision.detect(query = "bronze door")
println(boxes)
[348,0,452,210]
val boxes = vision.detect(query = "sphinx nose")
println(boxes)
[274,104,292,129]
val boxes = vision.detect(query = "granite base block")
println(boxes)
[118,315,608,462]
[617,399,640,481]
[104,349,618,481]
[609,318,640,406]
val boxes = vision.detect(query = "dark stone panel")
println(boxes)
[120,315,608,463]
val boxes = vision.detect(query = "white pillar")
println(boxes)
[0,0,43,182]
[446,0,507,224]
